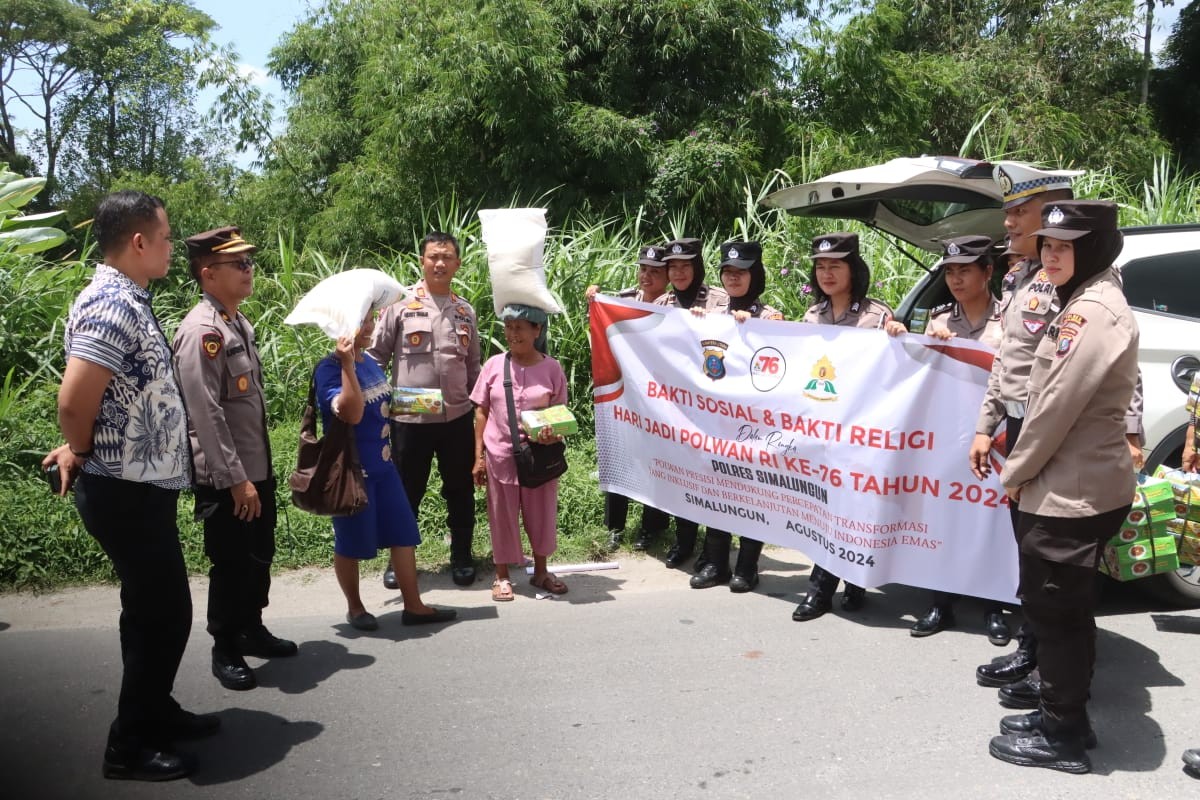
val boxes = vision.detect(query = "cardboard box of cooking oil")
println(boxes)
[1176,532,1200,566]
[1128,475,1177,525]
[520,405,578,438]
[1103,536,1180,581]
[390,387,444,416]
[1152,466,1200,521]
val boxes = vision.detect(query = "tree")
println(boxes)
[1151,0,1200,172]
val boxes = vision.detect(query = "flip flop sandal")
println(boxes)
[492,578,514,602]
[530,573,568,595]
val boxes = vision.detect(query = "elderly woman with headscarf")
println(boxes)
[470,303,570,601]
[988,200,1137,775]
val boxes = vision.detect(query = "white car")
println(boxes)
[765,156,1200,605]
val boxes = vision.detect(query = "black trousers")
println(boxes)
[809,565,861,594]
[195,477,277,648]
[75,473,192,744]
[603,493,669,533]
[391,413,476,548]
[1017,505,1128,735]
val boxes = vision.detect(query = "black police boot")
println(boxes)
[988,730,1091,774]
[632,527,656,551]
[998,672,1041,709]
[976,632,1037,687]
[211,645,256,691]
[449,529,476,586]
[841,584,866,611]
[729,539,763,593]
[382,560,399,589]
[792,587,833,621]
[690,533,732,589]
[985,610,1011,646]
[238,624,298,658]
[1000,711,1097,749]
[103,723,194,782]
[665,527,697,569]
[1183,748,1200,774]
[910,604,955,637]
[606,529,623,552]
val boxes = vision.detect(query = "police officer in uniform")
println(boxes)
[690,241,783,592]
[793,232,892,620]
[368,231,482,587]
[173,226,296,692]
[886,235,1009,641]
[655,238,729,568]
[988,200,1137,774]
[970,163,1145,709]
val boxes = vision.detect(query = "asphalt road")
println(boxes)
[2,549,1199,800]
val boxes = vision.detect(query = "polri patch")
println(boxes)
[202,332,223,359]
[236,374,250,392]
[1022,319,1046,335]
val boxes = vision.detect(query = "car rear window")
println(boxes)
[1122,251,1200,319]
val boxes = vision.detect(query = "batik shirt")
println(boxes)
[65,264,190,489]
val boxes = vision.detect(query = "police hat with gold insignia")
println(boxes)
[662,238,702,261]
[809,232,858,260]
[935,234,993,269]
[718,241,762,269]
[992,161,1083,209]
[185,226,258,259]
[1032,200,1119,241]
[637,244,669,267]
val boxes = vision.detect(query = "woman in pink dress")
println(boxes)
[470,304,569,601]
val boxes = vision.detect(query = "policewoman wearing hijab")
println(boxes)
[586,244,672,551]
[988,201,1137,775]
[885,235,1010,642]
[793,232,892,621]
[690,241,783,592]
[655,238,729,569]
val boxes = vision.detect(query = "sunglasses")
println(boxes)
[208,257,255,272]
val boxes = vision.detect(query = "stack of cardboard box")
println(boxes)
[1100,474,1179,581]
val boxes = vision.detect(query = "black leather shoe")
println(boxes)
[1183,748,1200,773]
[212,648,256,691]
[1000,711,1098,749]
[451,563,476,586]
[792,590,832,621]
[607,530,623,551]
[401,607,457,625]
[910,606,955,637]
[841,585,866,611]
[729,571,759,593]
[664,544,693,569]
[167,708,221,740]
[103,746,195,782]
[985,611,1011,647]
[690,563,731,589]
[999,674,1041,709]
[976,647,1036,687]
[383,562,399,589]
[633,529,653,551]
[238,625,298,658]
[988,732,1091,774]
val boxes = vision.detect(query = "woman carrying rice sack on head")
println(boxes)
[314,312,457,632]
[688,241,784,593]
[988,200,1137,775]
[470,304,570,601]
[653,238,729,571]
[885,235,1011,645]
[793,232,892,622]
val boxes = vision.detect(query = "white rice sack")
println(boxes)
[284,268,404,338]
[478,207,562,315]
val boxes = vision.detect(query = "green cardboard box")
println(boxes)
[1103,536,1180,581]
[390,387,444,416]
[520,405,578,437]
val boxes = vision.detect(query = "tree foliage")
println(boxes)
[1152,0,1200,173]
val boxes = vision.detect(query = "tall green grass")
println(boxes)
[3,162,1199,589]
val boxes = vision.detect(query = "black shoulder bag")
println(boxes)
[503,353,568,488]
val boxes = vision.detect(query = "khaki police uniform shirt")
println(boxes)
[655,284,730,312]
[801,297,892,328]
[616,286,663,303]
[366,280,481,424]
[1002,271,1139,518]
[172,292,270,489]
[928,299,1002,348]
[726,301,784,321]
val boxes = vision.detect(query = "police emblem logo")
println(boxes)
[201,332,223,359]
[236,374,250,392]
[947,242,961,256]
[700,339,729,381]
[672,243,683,255]
[997,168,1013,195]
[409,332,422,346]
[1047,207,1065,226]
[818,239,833,252]
[646,247,657,260]
[1022,319,1046,335]
[802,355,839,402]
[728,247,740,260]
[1056,335,1074,357]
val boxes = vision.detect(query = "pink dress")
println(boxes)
[470,353,568,563]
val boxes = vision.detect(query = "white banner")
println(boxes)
[590,295,1019,602]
